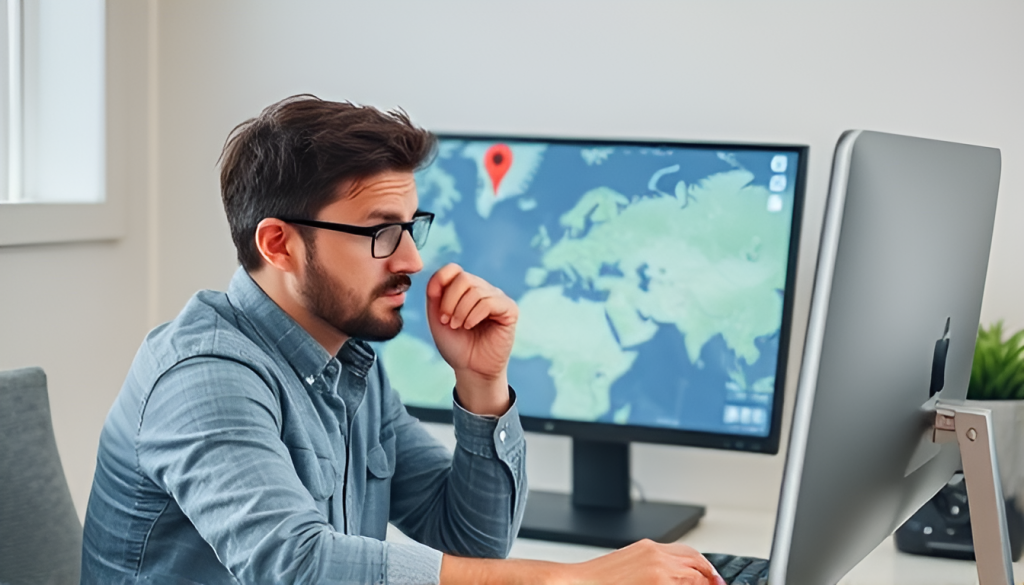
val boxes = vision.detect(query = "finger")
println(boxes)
[673,566,711,585]
[426,283,443,327]
[661,545,721,585]
[464,295,517,329]
[448,286,486,329]
[682,556,723,585]
[437,272,481,324]
[462,297,498,330]
[426,263,464,300]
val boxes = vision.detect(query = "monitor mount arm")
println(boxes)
[932,402,1015,585]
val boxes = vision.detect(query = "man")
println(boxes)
[81,95,724,585]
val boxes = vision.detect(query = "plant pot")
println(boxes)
[895,399,1024,561]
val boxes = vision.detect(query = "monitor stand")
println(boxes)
[932,402,1015,585]
[517,438,705,549]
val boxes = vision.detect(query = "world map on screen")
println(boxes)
[377,138,798,438]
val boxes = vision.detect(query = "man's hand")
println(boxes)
[561,540,726,585]
[440,539,725,585]
[426,263,518,416]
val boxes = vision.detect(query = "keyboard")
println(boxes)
[704,553,770,585]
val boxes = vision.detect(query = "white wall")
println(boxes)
[154,0,1024,514]
[0,1,150,516]
[2,0,1021,519]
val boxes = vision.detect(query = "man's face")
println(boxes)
[298,170,423,342]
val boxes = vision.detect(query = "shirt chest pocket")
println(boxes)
[289,447,338,502]
[365,439,395,481]
[360,433,396,538]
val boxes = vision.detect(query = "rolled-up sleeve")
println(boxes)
[384,368,527,561]
[137,357,443,585]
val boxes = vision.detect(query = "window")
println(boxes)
[0,0,117,246]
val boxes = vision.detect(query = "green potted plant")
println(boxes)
[896,321,1024,560]
[968,321,1024,401]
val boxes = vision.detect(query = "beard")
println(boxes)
[300,246,410,343]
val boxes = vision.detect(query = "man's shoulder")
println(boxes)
[142,289,272,374]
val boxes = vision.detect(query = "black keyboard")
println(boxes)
[704,553,770,585]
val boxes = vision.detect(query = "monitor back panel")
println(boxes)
[771,131,1001,584]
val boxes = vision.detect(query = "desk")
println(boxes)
[511,508,1023,585]
[390,507,1024,584]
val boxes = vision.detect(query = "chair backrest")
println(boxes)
[0,367,82,585]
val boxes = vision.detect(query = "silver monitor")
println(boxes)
[770,130,1005,584]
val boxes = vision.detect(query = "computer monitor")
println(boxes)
[377,135,808,547]
[769,130,1005,584]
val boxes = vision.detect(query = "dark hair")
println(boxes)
[219,94,437,271]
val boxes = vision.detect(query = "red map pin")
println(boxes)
[484,143,513,196]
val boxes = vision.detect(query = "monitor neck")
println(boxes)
[573,438,630,510]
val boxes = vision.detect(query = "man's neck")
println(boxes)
[248,268,348,356]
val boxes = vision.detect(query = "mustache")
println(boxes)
[375,274,412,296]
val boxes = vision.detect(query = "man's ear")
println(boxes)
[254,218,306,273]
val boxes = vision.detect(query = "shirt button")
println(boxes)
[499,430,507,442]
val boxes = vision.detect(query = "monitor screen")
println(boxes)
[377,135,806,454]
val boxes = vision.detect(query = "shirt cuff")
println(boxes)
[385,540,443,585]
[452,387,524,459]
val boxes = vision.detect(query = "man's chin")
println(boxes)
[349,310,403,342]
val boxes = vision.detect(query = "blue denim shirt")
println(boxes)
[81,268,527,585]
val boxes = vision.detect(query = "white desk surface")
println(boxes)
[391,507,1023,584]
[508,507,1023,585]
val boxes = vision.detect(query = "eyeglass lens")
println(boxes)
[411,215,431,248]
[373,215,432,258]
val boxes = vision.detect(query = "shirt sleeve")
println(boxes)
[137,357,442,585]
[382,358,527,560]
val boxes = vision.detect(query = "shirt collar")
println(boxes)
[227,267,333,386]
[226,267,378,383]
[338,337,377,379]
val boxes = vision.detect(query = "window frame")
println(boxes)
[0,0,120,247]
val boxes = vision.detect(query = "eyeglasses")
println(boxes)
[279,211,434,259]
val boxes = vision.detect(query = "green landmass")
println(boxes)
[512,286,637,421]
[752,376,775,394]
[418,220,461,270]
[581,147,614,166]
[415,164,461,219]
[530,169,790,367]
[612,402,632,424]
[414,163,463,270]
[379,333,455,408]
[604,288,658,348]
[560,187,630,237]
[461,143,547,218]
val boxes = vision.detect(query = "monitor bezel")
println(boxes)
[405,134,809,455]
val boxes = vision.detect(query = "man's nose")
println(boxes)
[388,230,424,274]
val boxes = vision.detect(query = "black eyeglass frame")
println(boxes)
[278,211,435,259]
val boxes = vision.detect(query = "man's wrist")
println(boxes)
[453,369,511,417]
[440,554,568,585]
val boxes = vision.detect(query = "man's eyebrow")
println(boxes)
[365,210,407,223]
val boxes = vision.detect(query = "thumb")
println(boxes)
[426,270,444,300]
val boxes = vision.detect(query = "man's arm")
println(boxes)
[384,264,527,558]
[138,357,442,585]
[384,372,526,559]
[440,540,726,585]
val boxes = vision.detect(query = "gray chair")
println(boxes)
[0,367,82,585]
